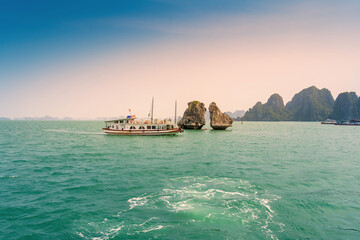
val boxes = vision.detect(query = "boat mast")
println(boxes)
[151,97,154,124]
[174,100,177,124]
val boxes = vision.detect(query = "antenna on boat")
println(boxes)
[174,100,177,124]
[151,97,154,124]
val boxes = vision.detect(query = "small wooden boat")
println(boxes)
[321,119,336,125]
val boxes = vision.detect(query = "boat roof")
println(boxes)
[104,117,176,125]
[104,117,136,122]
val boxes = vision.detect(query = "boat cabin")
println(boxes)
[104,117,177,131]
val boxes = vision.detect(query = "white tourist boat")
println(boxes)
[102,98,183,136]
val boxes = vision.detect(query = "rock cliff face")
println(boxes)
[267,94,285,111]
[242,86,334,121]
[178,101,206,129]
[329,92,360,120]
[209,102,233,130]
[285,86,334,121]
[242,94,291,121]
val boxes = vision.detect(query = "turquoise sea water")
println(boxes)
[0,121,359,239]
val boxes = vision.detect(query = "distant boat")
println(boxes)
[102,98,183,136]
[334,119,360,126]
[321,119,336,125]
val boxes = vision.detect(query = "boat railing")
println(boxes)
[127,119,175,125]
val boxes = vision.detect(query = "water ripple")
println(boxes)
[78,176,283,239]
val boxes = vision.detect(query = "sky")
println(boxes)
[1,0,360,119]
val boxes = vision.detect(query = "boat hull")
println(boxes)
[102,128,183,136]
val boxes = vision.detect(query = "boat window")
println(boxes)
[171,125,174,129]
[130,126,136,129]
[147,126,151,129]
[116,125,118,129]
[157,125,161,129]
[120,120,123,123]
[162,125,166,129]
[152,126,156,129]
[167,125,170,129]
[139,126,145,129]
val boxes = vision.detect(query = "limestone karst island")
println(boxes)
[177,101,233,130]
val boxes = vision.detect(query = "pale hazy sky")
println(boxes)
[1,0,360,118]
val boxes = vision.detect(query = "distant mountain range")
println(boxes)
[225,110,245,119]
[2,87,359,122]
[0,116,63,121]
[241,86,360,121]
[205,110,244,120]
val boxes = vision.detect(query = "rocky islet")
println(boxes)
[209,102,233,130]
[178,101,232,130]
[178,101,207,129]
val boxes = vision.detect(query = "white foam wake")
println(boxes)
[76,176,284,239]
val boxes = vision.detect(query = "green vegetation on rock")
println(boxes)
[242,86,336,121]
[242,94,291,121]
[285,86,334,121]
[178,101,206,129]
[329,92,360,120]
